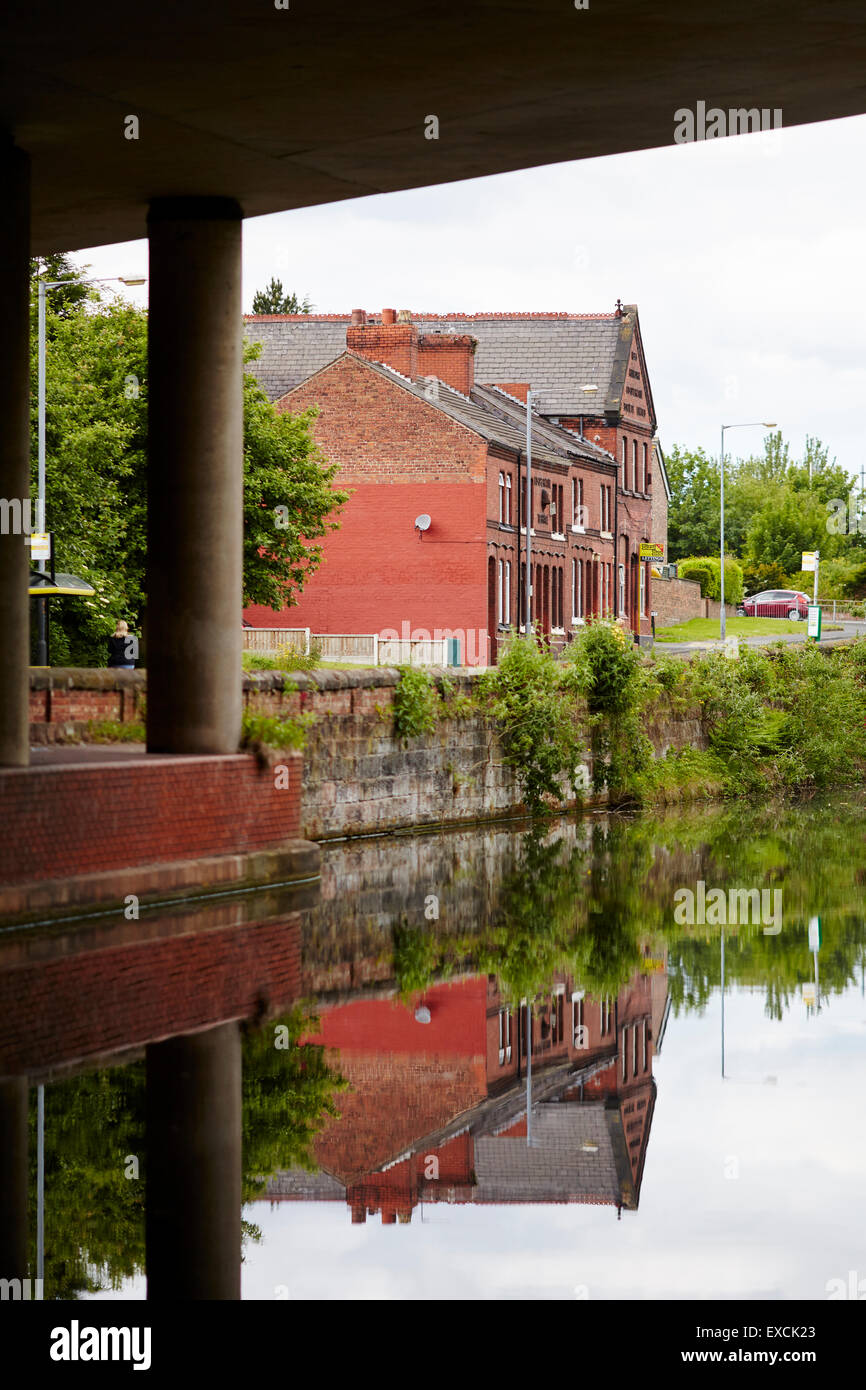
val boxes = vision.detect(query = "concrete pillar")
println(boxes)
[0,1078,30,1282]
[146,1022,241,1300]
[146,198,243,753]
[0,147,31,767]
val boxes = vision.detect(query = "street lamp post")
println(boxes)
[524,390,536,635]
[34,273,145,664]
[719,421,777,642]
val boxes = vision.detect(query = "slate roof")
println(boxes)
[263,1168,346,1200]
[243,308,646,422]
[288,352,611,470]
[471,1104,623,1204]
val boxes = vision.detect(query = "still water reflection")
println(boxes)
[2,795,864,1300]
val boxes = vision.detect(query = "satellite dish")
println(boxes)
[414,514,432,532]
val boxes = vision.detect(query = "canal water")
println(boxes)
[5,793,865,1301]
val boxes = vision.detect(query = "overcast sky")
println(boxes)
[74,113,866,487]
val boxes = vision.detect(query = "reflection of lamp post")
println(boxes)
[35,273,146,664]
[526,1001,532,1146]
[719,422,776,642]
[720,928,726,1079]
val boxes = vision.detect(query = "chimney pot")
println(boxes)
[382,307,397,325]
[350,309,367,325]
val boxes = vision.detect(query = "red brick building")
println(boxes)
[261,966,660,1222]
[244,303,661,657]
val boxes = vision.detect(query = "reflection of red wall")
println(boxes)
[0,909,302,1076]
[312,978,488,1055]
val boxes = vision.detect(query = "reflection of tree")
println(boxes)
[31,1006,348,1295]
[242,1005,348,1202]
[28,1063,146,1300]
[392,796,866,1018]
[393,822,660,1005]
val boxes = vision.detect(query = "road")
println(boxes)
[657,620,866,657]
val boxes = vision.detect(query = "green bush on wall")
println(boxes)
[678,555,744,606]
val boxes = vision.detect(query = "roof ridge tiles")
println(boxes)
[243,311,619,321]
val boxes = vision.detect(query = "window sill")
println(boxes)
[570,525,586,534]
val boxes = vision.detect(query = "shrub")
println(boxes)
[565,622,652,796]
[678,555,744,605]
[240,705,313,751]
[478,633,585,813]
[392,666,440,740]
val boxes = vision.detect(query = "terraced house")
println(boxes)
[244,302,662,661]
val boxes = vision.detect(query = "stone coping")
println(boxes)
[29,665,476,693]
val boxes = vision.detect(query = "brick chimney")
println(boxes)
[417,332,476,395]
[346,307,418,378]
[492,381,531,404]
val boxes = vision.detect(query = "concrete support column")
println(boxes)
[146,198,243,753]
[0,1078,30,1282]
[146,1022,241,1300]
[0,146,31,767]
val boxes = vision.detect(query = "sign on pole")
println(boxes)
[29,532,51,561]
[801,551,817,572]
[807,605,822,640]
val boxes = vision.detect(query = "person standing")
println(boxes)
[107,619,137,670]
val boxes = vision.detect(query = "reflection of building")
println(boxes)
[263,967,665,1223]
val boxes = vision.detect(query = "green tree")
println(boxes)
[30,263,344,663]
[665,445,720,559]
[242,348,349,610]
[251,278,312,315]
[744,489,838,577]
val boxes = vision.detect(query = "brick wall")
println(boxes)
[248,353,490,655]
[651,576,722,626]
[26,668,709,842]
[29,668,144,742]
[0,751,302,885]
[0,900,303,1076]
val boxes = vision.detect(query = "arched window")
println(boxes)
[505,473,512,523]
[498,472,505,523]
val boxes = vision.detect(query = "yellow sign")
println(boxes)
[29,532,51,561]
[639,541,665,559]
[801,551,817,572]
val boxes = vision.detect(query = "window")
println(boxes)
[498,558,504,623]
[621,436,627,488]
[622,1030,628,1082]
[504,560,512,623]
[642,1018,648,1072]
[498,472,505,523]
[641,441,647,492]
[498,1009,512,1065]
[640,562,646,617]
[619,563,626,616]
[601,997,613,1034]
[551,483,561,530]
[632,1023,639,1078]
[505,473,512,523]
[572,557,582,620]
[632,440,638,491]
[573,996,585,1048]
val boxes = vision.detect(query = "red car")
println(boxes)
[738,589,809,620]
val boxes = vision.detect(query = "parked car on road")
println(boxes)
[737,589,810,620]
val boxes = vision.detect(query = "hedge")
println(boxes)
[678,555,744,606]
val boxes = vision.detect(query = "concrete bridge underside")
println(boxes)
[2,0,866,765]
